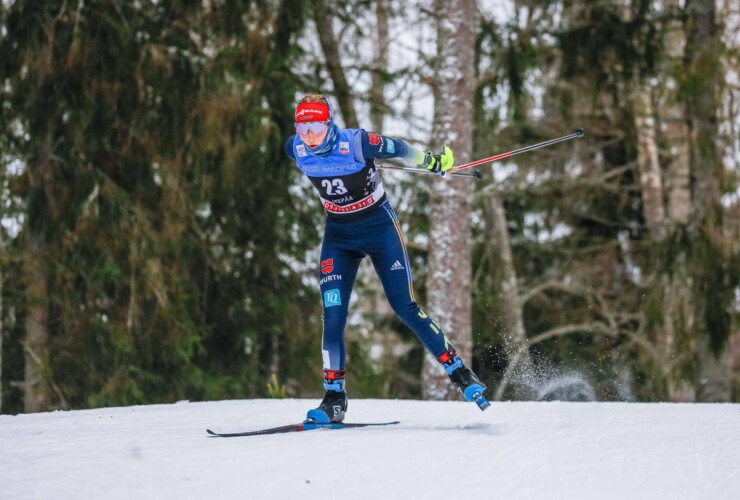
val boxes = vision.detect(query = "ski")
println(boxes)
[206,420,400,437]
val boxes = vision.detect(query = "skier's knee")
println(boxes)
[389,299,419,323]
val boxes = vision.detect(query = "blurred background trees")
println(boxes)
[1,0,738,413]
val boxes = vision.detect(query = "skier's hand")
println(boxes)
[419,145,455,174]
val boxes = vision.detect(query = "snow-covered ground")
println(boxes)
[1,399,739,499]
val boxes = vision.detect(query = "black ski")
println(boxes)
[207,420,400,437]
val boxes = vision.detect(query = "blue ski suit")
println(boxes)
[286,128,455,385]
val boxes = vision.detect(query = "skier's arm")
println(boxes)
[359,130,424,163]
[359,131,455,173]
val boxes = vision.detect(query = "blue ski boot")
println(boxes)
[437,348,491,411]
[305,369,348,424]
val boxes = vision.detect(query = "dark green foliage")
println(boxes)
[0,0,322,412]
[556,1,661,87]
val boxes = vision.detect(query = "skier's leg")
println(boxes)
[307,238,363,423]
[370,204,488,408]
[370,204,452,357]
[318,243,363,377]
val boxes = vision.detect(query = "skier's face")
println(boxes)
[296,121,329,147]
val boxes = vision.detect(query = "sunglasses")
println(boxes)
[295,121,329,136]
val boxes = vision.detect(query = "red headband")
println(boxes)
[295,102,330,123]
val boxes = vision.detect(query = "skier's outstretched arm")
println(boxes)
[358,131,455,174]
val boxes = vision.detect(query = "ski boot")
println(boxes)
[437,348,491,411]
[305,369,348,424]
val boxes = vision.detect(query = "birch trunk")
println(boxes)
[422,0,477,400]
[662,0,692,227]
[645,0,695,400]
[633,54,693,399]
[632,81,666,240]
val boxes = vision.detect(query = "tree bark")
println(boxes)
[23,234,50,413]
[632,81,666,240]
[483,190,535,401]
[313,1,359,128]
[643,0,694,401]
[662,0,692,226]
[422,0,477,400]
[0,254,3,414]
[369,0,390,133]
[684,0,732,402]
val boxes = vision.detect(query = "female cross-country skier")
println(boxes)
[286,94,487,423]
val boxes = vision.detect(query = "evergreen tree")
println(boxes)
[0,0,319,412]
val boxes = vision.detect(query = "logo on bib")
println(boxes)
[339,141,350,155]
[296,144,307,157]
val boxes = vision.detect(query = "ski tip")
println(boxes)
[206,429,218,436]
[575,128,585,137]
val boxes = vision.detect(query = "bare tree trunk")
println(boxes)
[24,234,50,413]
[632,81,666,240]
[641,0,695,401]
[422,0,477,400]
[484,190,535,401]
[662,0,692,227]
[685,0,732,402]
[633,55,694,399]
[313,1,359,128]
[664,18,694,401]
[663,117,692,226]
[0,253,3,414]
[370,0,390,133]
[718,0,740,399]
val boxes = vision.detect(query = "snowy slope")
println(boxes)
[1,399,739,500]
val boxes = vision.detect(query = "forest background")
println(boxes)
[1,0,739,414]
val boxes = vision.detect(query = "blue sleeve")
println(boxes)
[359,130,422,162]
[285,135,296,160]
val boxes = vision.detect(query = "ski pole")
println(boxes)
[376,128,583,180]
[455,128,585,172]
[377,162,482,180]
